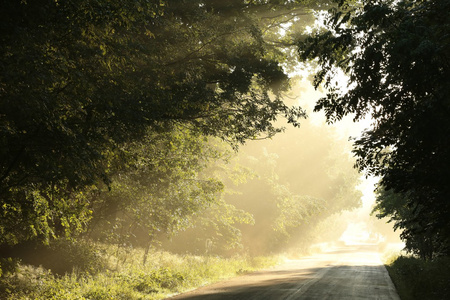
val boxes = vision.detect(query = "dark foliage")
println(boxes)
[0,0,310,246]
[299,0,450,257]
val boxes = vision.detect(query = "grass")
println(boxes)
[0,242,280,300]
[383,252,450,300]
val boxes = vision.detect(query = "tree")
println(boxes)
[157,142,257,256]
[299,0,450,256]
[1,0,324,245]
[160,197,255,256]
[86,127,231,264]
[86,127,224,241]
[373,187,445,260]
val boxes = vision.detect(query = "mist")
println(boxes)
[162,77,402,257]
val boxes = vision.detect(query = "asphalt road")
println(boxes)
[167,244,400,300]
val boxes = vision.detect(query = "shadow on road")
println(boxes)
[168,262,397,299]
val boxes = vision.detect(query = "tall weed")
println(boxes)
[0,243,280,299]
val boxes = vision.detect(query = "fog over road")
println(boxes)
[168,244,400,300]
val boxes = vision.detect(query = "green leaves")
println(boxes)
[0,0,312,245]
[86,127,229,248]
[300,0,450,257]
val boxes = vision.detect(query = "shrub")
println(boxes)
[387,255,450,300]
[35,239,107,275]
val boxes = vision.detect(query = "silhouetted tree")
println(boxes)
[299,0,450,257]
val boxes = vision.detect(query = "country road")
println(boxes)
[167,244,400,300]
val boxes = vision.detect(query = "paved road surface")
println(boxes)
[168,244,400,300]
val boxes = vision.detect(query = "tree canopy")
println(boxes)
[299,0,450,257]
[0,0,328,246]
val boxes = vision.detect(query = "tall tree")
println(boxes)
[299,0,450,257]
[0,0,322,245]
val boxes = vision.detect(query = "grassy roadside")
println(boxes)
[0,242,280,300]
[383,253,450,300]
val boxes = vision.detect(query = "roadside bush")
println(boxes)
[0,238,106,276]
[387,255,450,300]
[23,239,107,275]
[41,239,107,275]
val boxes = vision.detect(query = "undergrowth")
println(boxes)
[0,242,280,300]
[385,254,450,300]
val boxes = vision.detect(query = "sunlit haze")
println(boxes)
[241,74,402,250]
